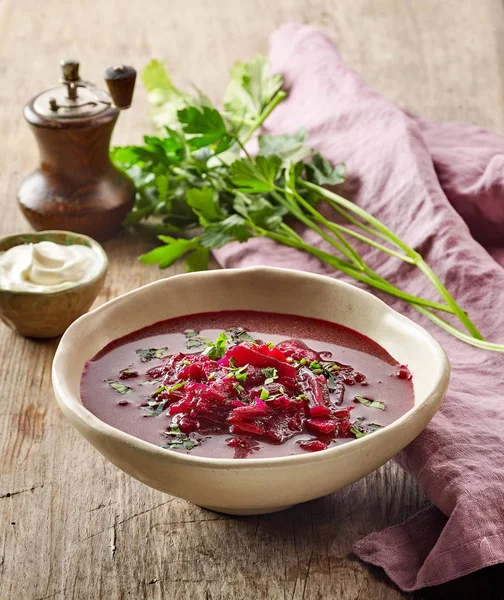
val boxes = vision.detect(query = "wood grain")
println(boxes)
[1,1,504,598]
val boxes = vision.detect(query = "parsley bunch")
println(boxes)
[112,57,502,351]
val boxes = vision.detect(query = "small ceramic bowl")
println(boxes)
[52,267,449,515]
[0,230,108,338]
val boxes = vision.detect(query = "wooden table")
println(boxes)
[2,1,504,598]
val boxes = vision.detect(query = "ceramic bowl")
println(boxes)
[0,230,108,338]
[52,267,449,515]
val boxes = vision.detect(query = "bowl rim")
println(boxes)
[52,266,450,469]
[0,230,108,296]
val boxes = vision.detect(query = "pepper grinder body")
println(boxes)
[18,101,135,241]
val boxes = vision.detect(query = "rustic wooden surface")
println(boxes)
[2,1,504,598]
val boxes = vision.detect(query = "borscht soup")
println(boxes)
[81,311,414,459]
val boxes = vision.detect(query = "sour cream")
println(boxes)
[0,241,104,293]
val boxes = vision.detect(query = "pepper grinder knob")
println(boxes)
[60,59,80,82]
[104,65,136,109]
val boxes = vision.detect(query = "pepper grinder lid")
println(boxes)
[32,59,136,119]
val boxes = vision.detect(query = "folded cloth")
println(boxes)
[214,24,504,592]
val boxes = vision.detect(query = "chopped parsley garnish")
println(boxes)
[261,367,278,385]
[350,417,385,438]
[354,396,385,410]
[135,347,167,362]
[350,417,367,438]
[106,380,132,395]
[184,329,208,350]
[326,374,337,393]
[225,357,248,379]
[141,382,185,417]
[225,363,248,381]
[225,327,256,345]
[367,423,384,432]
[203,332,228,360]
[259,387,270,400]
[162,423,202,451]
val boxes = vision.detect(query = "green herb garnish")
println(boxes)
[261,367,278,385]
[350,417,385,438]
[326,374,337,393]
[350,417,367,439]
[203,332,228,360]
[354,396,385,410]
[367,423,384,432]
[225,363,248,381]
[225,327,256,345]
[184,329,207,350]
[162,423,202,451]
[107,380,132,395]
[141,381,184,417]
[259,387,270,401]
[135,347,167,362]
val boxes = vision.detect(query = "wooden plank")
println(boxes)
[1,1,503,599]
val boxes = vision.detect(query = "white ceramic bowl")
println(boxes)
[52,267,449,515]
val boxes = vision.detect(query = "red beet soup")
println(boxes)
[81,311,414,459]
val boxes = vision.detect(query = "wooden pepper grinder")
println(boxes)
[18,60,137,241]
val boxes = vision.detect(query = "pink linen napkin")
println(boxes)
[214,24,504,592]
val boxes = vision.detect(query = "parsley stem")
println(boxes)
[241,91,287,145]
[271,190,360,268]
[287,186,367,269]
[414,306,504,351]
[258,228,455,313]
[300,180,483,340]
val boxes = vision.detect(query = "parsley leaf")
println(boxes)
[305,154,345,186]
[350,417,367,439]
[203,332,228,360]
[223,56,283,133]
[230,156,281,193]
[162,422,203,451]
[259,387,270,400]
[225,327,256,345]
[186,188,225,225]
[354,396,385,410]
[261,367,278,385]
[177,105,231,150]
[199,214,252,248]
[184,246,210,272]
[106,380,132,395]
[184,329,207,350]
[368,423,384,432]
[135,347,168,362]
[258,130,313,168]
[142,59,189,129]
[139,237,201,269]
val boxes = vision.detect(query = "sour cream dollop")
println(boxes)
[0,241,104,293]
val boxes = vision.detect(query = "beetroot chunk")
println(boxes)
[224,344,296,378]
[275,340,320,363]
[298,439,327,452]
